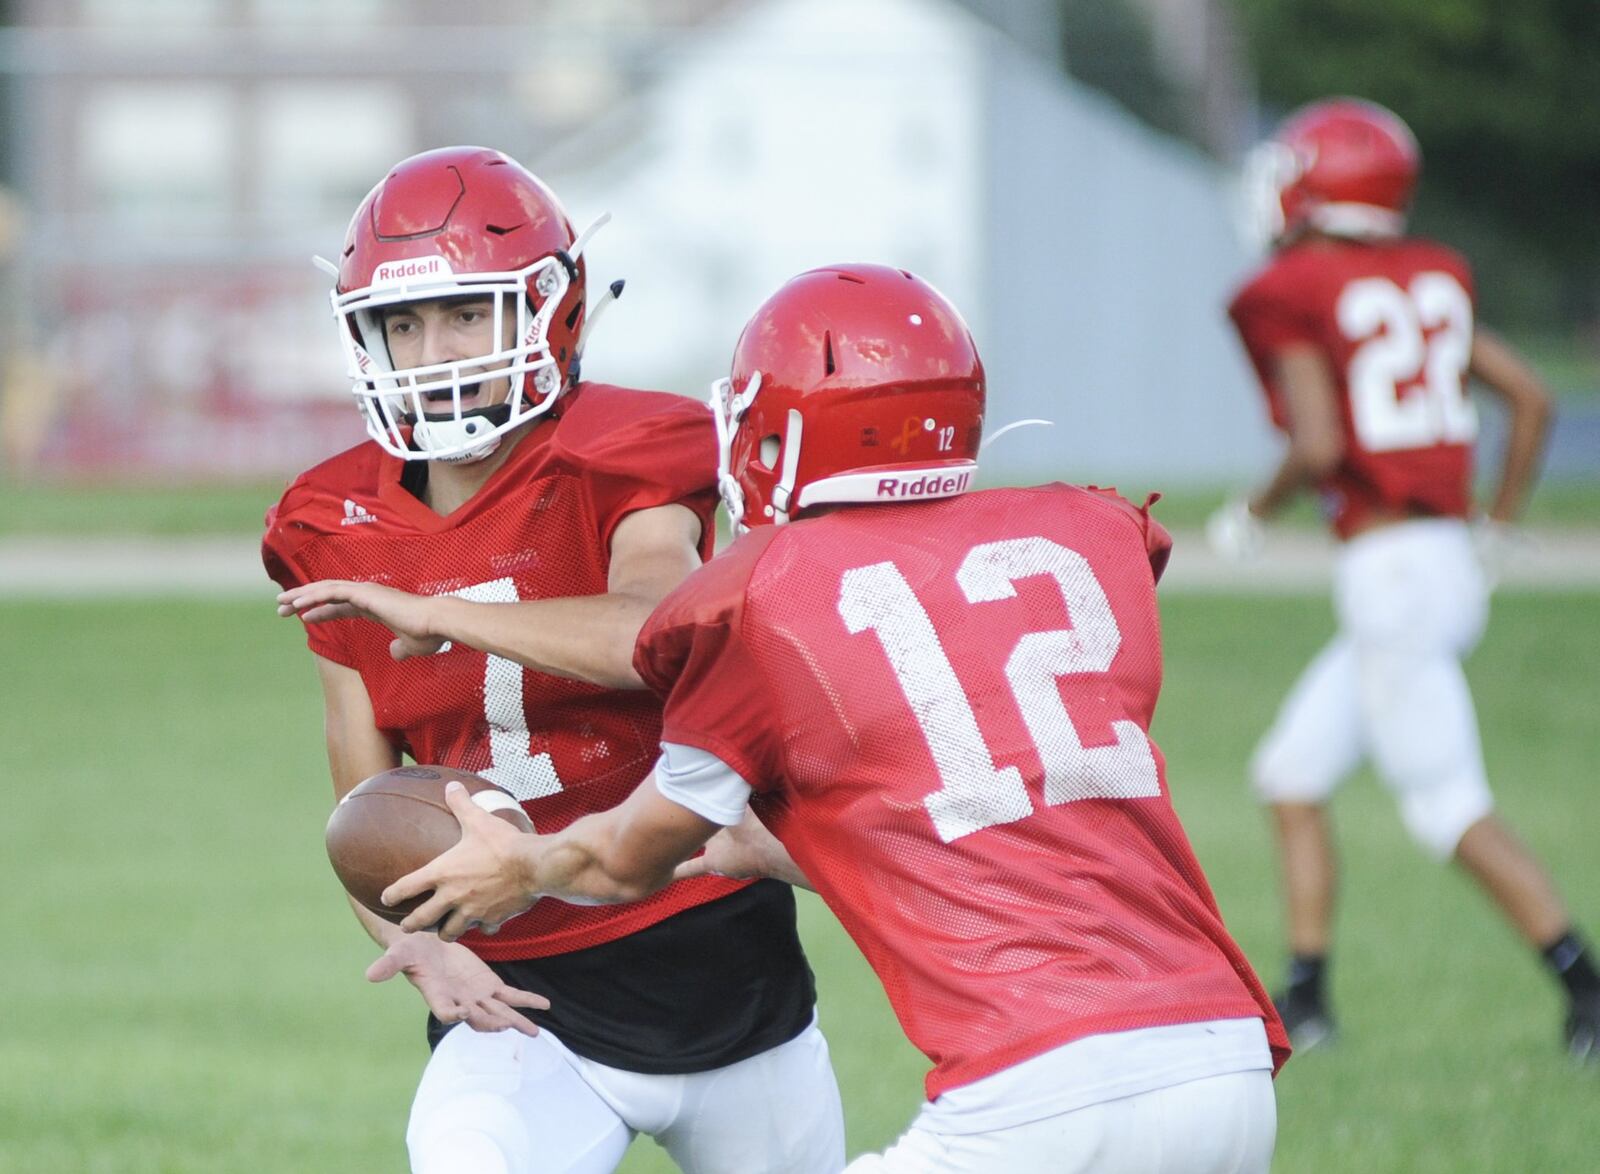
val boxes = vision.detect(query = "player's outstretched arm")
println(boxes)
[318,654,408,959]
[365,932,549,1037]
[1469,327,1553,523]
[281,581,448,658]
[278,503,703,688]
[313,656,546,1035]
[673,809,814,890]
[1208,344,1342,558]
[1248,343,1345,519]
[389,777,722,941]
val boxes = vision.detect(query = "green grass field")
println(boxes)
[2,591,1596,1172]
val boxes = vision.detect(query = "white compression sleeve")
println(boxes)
[653,742,753,827]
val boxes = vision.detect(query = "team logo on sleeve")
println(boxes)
[341,499,380,526]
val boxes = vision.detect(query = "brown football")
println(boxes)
[325,765,534,924]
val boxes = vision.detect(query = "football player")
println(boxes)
[385,264,1292,1173]
[265,148,844,1173]
[1212,98,1599,1060]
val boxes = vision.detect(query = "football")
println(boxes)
[325,765,534,923]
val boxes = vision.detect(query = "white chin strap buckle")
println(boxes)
[413,415,503,463]
[769,408,803,524]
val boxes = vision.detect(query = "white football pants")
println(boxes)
[847,1068,1276,1174]
[1252,518,1494,859]
[407,1016,844,1174]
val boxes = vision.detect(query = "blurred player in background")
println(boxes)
[1213,98,1600,1061]
[388,263,1291,1173]
[265,147,843,1173]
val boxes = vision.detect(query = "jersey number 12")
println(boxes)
[839,536,1160,843]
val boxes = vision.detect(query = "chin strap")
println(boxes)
[577,279,625,358]
[770,409,804,524]
[980,418,1053,450]
[1307,202,1406,239]
[568,211,611,261]
[410,408,507,463]
[562,211,620,365]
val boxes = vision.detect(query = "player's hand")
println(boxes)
[1471,516,1524,590]
[367,932,548,1037]
[386,781,543,941]
[1205,497,1266,562]
[672,809,808,888]
[277,580,446,659]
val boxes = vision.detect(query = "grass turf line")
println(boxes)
[0,478,1596,538]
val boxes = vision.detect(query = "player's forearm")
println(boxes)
[1255,346,1343,519]
[528,818,674,905]
[1469,329,1554,523]
[1249,452,1313,519]
[727,812,815,890]
[429,594,651,689]
[1487,393,1552,523]
[757,850,814,891]
[350,893,407,949]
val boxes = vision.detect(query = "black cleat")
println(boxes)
[1275,990,1338,1052]
[1566,996,1600,1066]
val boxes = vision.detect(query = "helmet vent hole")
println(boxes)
[824,331,836,377]
[759,435,782,468]
[565,299,583,331]
[485,222,524,236]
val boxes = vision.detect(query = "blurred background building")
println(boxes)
[0,0,1593,488]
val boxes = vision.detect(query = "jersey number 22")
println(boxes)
[1338,271,1476,452]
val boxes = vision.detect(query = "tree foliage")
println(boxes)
[1234,0,1600,326]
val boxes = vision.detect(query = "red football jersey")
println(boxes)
[1229,236,1478,538]
[637,486,1290,1098]
[263,383,750,961]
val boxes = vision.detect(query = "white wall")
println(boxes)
[979,43,1277,486]
[546,0,986,391]
[541,0,1278,487]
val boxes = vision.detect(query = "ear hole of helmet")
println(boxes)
[759,434,782,469]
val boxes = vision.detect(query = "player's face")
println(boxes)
[381,295,518,410]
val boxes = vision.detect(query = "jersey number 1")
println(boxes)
[839,536,1159,844]
[445,578,563,802]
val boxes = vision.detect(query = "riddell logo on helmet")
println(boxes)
[876,472,971,499]
[372,256,452,285]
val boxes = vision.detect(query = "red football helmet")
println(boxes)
[1244,97,1420,247]
[329,146,606,462]
[712,264,985,530]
